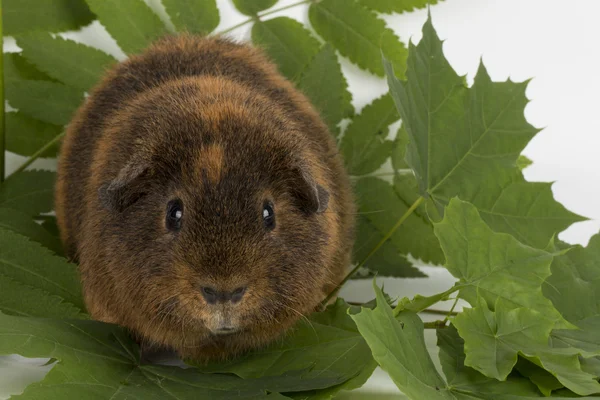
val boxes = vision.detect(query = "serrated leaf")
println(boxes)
[16,33,117,92]
[453,298,600,396]
[0,228,84,310]
[351,283,454,399]
[0,171,56,216]
[4,53,54,82]
[0,208,62,254]
[252,17,321,83]
[0,275,83,318]
[309,0,407,77]
[6,112,62,157]
[391,125,410,170]
[233,0,278,15]
[163,0,219,34]
[385,20,583,250]
[517,155,533,170]
[437,325,578,399]
[85,0,168,54]
[355,177,444,264]
[340,93,398,175]
[515,358,564,396]
[544,234,600,356]
[358,0,439,14]
[3,0,94,35]
[0,314,355,398]
[298,44,353,133]
[353,217,426,278]
[198,299,376,396]
[434,198,564,324]
[6,79,83,125]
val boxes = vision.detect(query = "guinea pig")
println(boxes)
[55,35,355,361]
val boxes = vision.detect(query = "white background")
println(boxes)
[2,0,600,398]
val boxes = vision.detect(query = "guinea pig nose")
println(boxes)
[200,286,247,304]
[230,287,247,304]
[200,287,218,304]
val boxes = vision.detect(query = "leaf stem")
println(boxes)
[0,1,5,183]
[321,196,425,307]
[216,0,312,35]
[443,297,460,324]
[423,320,447,329]
[7,132,65,178]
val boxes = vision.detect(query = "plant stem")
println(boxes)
[0,0,5,183]
[443,297,460,324]
[423,320,447,329]
[216,0,312,35]
[422,308,458,317]
[321,196,425,306]
[7,132,65,178]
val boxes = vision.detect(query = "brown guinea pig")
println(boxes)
[54,35,355,361]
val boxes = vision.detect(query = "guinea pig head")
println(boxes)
[93,79,337,357]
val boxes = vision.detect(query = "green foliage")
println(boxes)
[1,2,598,399]
[340,94,398,176]
[16,33,117,92]
[3,0,94,35]
[6,112,62,157]
[84,0,168,54]
[309,0,408,77]
[233,0,278,16]
[0,171,56,216]
[358,0,439,14]
[252,17,320,82]
[298,44,353,133]
[163,0,220,34]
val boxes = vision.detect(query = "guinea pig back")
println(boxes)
[55,35,355,361]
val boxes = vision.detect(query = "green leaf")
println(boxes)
[298,44,353,133]
[6,79,83,125]
[3,0,94,35]
[515,358,564,396]
[6,112,62,157]
[351,283,454,399]
[0,228,84,311]
[233,0,278,15]
[355,177,444,264]
[340,93,398,175]
[0,207,62,254]
[198,299,376,396]
[467,170,586,249]
[391,125,410,170]
[309,0,407,77]
[0,275,83,318]
[517,155,533,170]
[0,170,56,216]
[384,16,578,249]
[437,325,578,399]
[358,0,439,14]
[453,298,600,396]
[252,17,320,83]
[434,198,564,324]
[544,234,600,355]
[0,315,351,398]
[16,33,117,92]
[353,217,426,278]
[85,0,168,54]
[4,53,54,82]
[163,0,220,34]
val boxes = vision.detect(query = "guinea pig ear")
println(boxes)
[293,167,330,214]
[98,161,150,212]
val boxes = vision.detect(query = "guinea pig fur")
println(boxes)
[55,35,355,361]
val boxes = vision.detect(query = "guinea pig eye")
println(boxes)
[166,199,183,231]
[263,202,275,230]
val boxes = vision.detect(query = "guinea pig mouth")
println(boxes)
[210,326,240,336]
